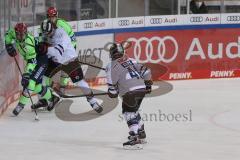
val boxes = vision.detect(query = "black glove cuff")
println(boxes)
[144,80,153,86]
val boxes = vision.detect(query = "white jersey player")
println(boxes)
[44,26,77,64]
[105,43,152,149]
[34,20,103,113]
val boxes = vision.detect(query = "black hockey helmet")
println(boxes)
[109,43,124,60]
[41,19,56,35]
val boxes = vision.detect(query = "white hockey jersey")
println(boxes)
[106,55,151,96]
[46,28,77,64]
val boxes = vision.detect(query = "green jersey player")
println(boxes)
[5,23,59,115]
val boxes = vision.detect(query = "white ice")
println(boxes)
[0,78,240,160]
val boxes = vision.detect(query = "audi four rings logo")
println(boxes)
[127,36,178,63]
[150,18,162,24]
[190,16,203,22]
[84,22,93,28]
[227,16,240,22]
[118,20,130,26]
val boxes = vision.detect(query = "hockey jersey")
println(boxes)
[39,18,76,48]
[106,55,151,96]
[4,28,37,73]
[55,18,76,48]
[46,28,77,64]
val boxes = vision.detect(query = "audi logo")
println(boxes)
[84,22,93,29]
[150,18,162,24]
[227,16,240,22]
[190,16,203,23]
[127,36,178,63]
[118,20,130,26]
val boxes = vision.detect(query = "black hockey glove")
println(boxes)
[108,85,118,98]
[5,44,17,57]
[145,80,153,94]
[36,42,49,55]
[21,73,30,88]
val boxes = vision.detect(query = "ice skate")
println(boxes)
[87,97,103,113]
[123,133,143,150]
[90,101,103,113]
[47,94,60,111]
[128,124,147,144]
[12,104,24,116]
[31,99,48,110]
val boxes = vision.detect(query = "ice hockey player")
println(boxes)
[38,20,103,113]
[41,7,77,92]
[4,23,59,116]
[105,43,152,149]
[33,7,77,108]
[46,7,76,89]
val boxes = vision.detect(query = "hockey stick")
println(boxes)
[13,57,39,121]
[78,61,106,71]
[53,87,108,98]
[59,92,108,98]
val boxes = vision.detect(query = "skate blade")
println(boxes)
[123,144,143,150]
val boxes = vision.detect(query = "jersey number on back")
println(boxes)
[121,60,140,79]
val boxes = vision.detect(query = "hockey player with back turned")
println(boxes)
[105,42,152,149]
[39,20,103,113]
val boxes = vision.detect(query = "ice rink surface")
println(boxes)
[0,78,240,160]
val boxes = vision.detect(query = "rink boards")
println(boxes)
[2,13,240,115]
